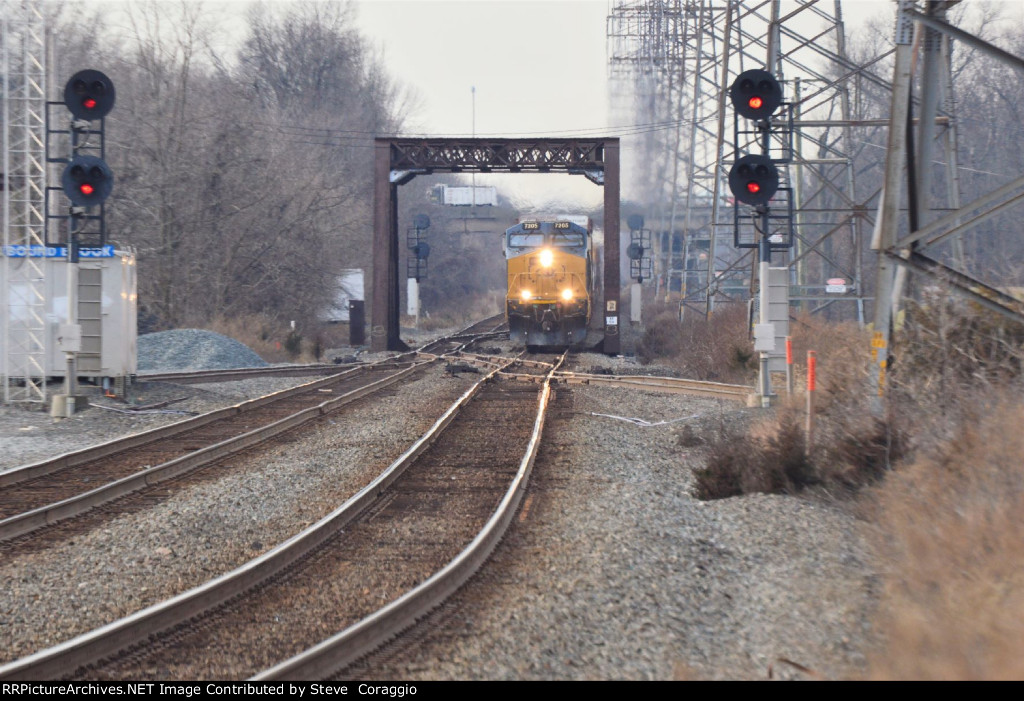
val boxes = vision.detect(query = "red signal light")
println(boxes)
[62,154,113,206]
[730,69,783,120]
[729,154,779,206]
[64,70,116,120]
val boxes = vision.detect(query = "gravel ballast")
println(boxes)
[348,383,875,680]
[0,335,877,678]
[0,366,476,664]
[137,329,268,371]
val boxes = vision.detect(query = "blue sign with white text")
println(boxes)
[3,244,115,258]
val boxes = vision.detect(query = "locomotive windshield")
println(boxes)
[506,221,588,257]
[507,232,546,249]
[552,232,585,247]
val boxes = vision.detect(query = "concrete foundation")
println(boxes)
[50,394,90,418]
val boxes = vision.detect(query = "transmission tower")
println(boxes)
[1,0,49,404]
[608,0,896,322]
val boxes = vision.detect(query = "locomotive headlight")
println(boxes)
[521,289,533,301]
[539,248,554,268]
[561,288,574,301]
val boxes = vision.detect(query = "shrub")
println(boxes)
[203,314,326,363]
[284,330,303,358]
[636,304,756,383]
[693,408,817,499]
[868,398,1024,679]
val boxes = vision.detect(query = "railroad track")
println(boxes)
[553,371,752,401]
[0,321,507,547]
[0,351,564,680]
[0,362,423,545]
[136,363,354,384]
[449,352,753,401]
[136,315,508,386]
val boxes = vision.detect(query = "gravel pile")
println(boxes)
[138,329,268,371]
[0,341,877,679]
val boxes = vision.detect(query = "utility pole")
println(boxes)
[869,0,915,413]
[471,86,476,208]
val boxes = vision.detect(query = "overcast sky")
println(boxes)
[83,0,1024,209]
[352,0,906,137]
[349,0,902,208]
[354,0,612,137]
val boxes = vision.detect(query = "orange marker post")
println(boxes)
[785,336,794,395]
[806,350,817,456]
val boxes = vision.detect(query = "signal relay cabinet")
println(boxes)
[4,249,138,384]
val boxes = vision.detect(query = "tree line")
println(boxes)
[55,0,412,334]
[617,2,1024,314]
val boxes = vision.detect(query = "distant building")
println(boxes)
[322,269,364,322]
[429,184,498,206]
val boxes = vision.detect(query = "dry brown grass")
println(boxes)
[203,314,344,363]
[868,398,1024,680]
[693,312,900,498]
[636,304,756,383]
[403,291,503,333]
[650,295,1024,676]
[786,312,871,412]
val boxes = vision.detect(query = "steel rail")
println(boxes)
[430,353,751,401]
[137,363,364,384]
[0,356,520,681]
[134,315,505,385]
[0,362,429,542]
[470,353,554,370]
[252,352,567,680]
[554,371,752,401]
[0,364,378,490]
[0,321,504,490]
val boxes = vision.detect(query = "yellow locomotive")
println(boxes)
[504,218,594,347]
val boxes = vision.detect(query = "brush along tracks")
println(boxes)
[0,352,564,680]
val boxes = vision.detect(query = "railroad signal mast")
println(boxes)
[727,68,792,252]
[406,214,430,326]
[626,213,651,325]
[49,69,116,417]
[727,69,792,406]
[57,69,115,250]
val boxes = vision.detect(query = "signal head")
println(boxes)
[730,69,782,121]
[728,154,779,206]
[64,70,116,120]
[61,155,114,207]
[410,241,431,260]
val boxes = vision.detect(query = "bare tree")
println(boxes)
[54,0,413,332]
